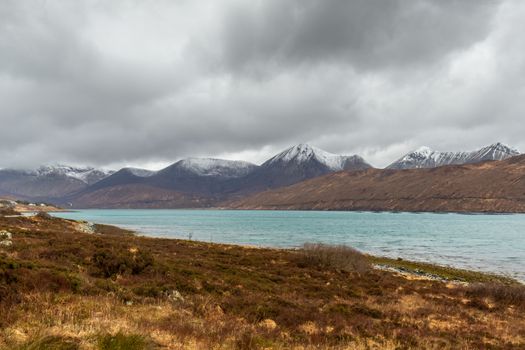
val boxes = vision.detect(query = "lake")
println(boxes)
[52,209,525,281]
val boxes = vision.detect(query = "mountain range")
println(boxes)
[0,142,520,209]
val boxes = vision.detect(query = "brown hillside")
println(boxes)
[70,184,214,208]
[227,155,525,213]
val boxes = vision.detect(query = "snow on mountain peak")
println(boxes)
[31,165,114,184]
[389,143,520,169]
[266,144,361,171]
[413,146,433,155]
[177,158,257,177]
[484,142,519,154]
[124,167,156,177]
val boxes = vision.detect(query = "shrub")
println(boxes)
[465,283,525,309]
[91,248,154,278]
[97,332,152,350]
[0,207,19,216]
[299,243,370,273]
[35,211,53,219]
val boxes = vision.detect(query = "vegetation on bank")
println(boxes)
[369,255,518,284]
[0,214,524,349]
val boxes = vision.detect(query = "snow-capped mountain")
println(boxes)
[225,144,372,193]
[264,144,370,172]
[79,158,260,198]
[174,158,258,178]
[387,143,520,170]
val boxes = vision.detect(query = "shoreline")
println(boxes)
[68,206,525,215]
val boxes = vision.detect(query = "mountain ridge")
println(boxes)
[387,142,519,169]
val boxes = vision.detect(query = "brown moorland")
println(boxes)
[227,155,525,213]
[0,214,524,349]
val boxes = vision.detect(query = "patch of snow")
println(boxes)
[26,165,115,184]
[124,168,156,177]
[177,158,257,177]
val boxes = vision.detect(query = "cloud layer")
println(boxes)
[1,0,523,169]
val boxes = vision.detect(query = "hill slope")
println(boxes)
[228,155,525,213]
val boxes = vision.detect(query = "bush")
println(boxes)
[91,248,154,278]
[35,211,53,219]
[465,283,525,309]
[299,243,370,273]
[0,207,20,216]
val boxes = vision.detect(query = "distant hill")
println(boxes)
[227,154,525,213]
[0,165,113,199]
[387,143,519,169]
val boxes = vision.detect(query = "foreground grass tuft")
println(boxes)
[15,336,79,350]
[97,333,151,350]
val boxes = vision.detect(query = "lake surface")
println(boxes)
[53,209,525,281]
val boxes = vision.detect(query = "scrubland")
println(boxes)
[0,213,524,349]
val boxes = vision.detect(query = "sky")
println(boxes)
[1,0,524,170]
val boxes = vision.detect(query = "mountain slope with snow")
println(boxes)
[222,144,372,194]
[387,143,519,170]
[35,165,115,185]
[174,158,258,178]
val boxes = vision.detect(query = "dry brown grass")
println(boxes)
[0,215,524,349]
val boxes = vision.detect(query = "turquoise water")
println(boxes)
[53,209,525,281]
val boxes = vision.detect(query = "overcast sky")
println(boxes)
[1,0,524,169]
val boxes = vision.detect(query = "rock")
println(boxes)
[298,321,319,335]
[258,319,277,330]
[77,221,96,234]
[0,230,12,240]
[0,230,13,246]
[166,289,184,303]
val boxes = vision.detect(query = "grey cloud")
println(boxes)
[0,0,523,170]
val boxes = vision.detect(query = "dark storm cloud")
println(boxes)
[220,0,495,72]
[0,0,522,169]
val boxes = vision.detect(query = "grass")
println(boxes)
[369,255,518,284]
[97,333,151,350]
[14,336,79,350]
[0,214,524,349]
